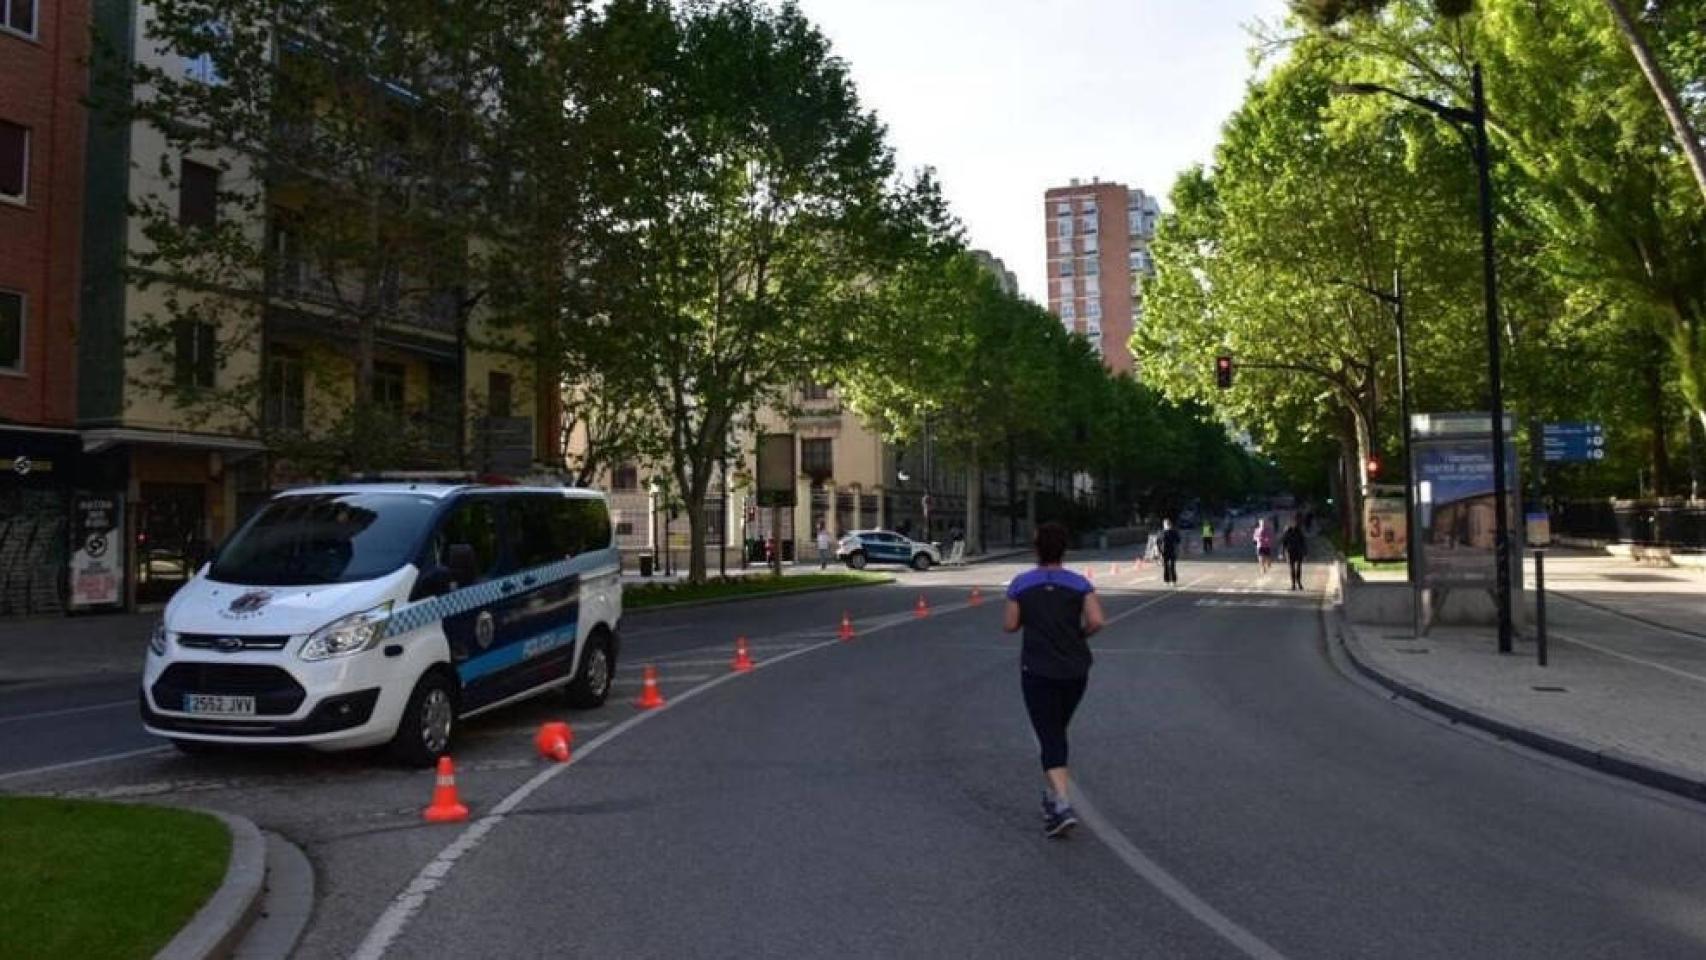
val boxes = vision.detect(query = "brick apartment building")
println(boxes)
[1042,178,1159,375]
[0,0,112,615]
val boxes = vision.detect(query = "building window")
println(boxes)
[1054,201,1070,216]
[1084,258,1099,276]
[612,463,639,492]
[372,361,405,416]
[801,438,833,479]
[263,348,305,431]
[0,0,35,36]
[1060,302,1076,320]
[1081,200,1097,214]
[0,290,22,372]
[1087,300,1102,319]
[1059,277,1074,298]
[0,121,26,203]
[184,20,229,85]
[179,159,220,229]
[801,379,832,402]
[1080,215,1097,234]
[487,370,514,418]
[1082,232,1099,254]
[172,320,216,389]
[1058,259,1074,277]
[1056,215,1073,239]
[1056,235,1071,256]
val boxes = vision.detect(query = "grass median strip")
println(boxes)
[0,797,230,960]
[625,571,891,610]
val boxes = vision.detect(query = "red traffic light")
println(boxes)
[1366,457,1381,477]
[1215,355,1233,389]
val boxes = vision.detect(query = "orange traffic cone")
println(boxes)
[422,756,469,823]
[839,612,855,642]
[914,594,929,619]
[969,585,983,606]
[534,722,572,763]
[731,636,754,673]
[635,665,665,709]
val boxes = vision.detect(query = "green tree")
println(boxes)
[557,0,914,582]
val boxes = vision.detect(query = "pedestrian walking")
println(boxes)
[1004,522,1105,839]
[1281,515,1307,591]
[1200,518,1214,554]
[1254,518,1274,574]
[815,521,832,570]
[1160,518,1182,585]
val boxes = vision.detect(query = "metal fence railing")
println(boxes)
[1552,498,1706,550]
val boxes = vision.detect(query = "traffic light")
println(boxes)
[1215,355,1233,389]
[1366,456,1381,479]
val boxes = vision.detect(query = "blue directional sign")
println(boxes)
[1542,422,1606,463]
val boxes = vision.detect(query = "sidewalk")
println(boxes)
[1338,549,1706,802]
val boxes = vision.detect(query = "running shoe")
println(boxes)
[1044,803,1079,838]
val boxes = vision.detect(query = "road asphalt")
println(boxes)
[5,549,1706,958]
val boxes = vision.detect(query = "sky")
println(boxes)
[791,0,1285,303]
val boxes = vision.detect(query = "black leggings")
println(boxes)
[1022,672,1089,771]
[1162,555,1178,583]
[1288,555,1304,587]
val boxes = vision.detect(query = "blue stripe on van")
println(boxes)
[383,547,619,640]
[457,621,579,684]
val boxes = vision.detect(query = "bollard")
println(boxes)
[1534,549,1548,667]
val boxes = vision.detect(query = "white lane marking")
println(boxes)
[610,672,713,687]
[0,699,135,725]
[352,606,955,960]
[1073,787,1292,960]
[0,745,172,784]
[1553,632,1706,687]
[1103,575,1211,628]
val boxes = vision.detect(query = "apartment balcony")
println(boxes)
[268,262,461,357]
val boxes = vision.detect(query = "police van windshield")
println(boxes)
[209,493,440,586]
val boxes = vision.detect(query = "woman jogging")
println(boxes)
[1254,518,1275,574]
[1004,522,1105,838]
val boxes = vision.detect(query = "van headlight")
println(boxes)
[148,619,169,656]
[299,603,394,662]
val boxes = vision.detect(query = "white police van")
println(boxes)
[140,483,622,765]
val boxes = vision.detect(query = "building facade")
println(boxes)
[0,0,101,615]
[1042,178,1159,375]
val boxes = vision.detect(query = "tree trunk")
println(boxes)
[684,486,707,583]
[1006,449,1018,546]
[1601,0,1706,205]
[965,444,982,556]
[1647,347,1671,496]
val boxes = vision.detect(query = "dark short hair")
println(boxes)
[1034,522,1068,565]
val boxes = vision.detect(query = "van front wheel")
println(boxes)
[390,671,457,767]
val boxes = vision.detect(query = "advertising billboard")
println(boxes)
[1414,438,1520,586]
[1363,495,1408,562]
[755,434,796,508]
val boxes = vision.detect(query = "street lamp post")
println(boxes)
[1334,63,1515,653]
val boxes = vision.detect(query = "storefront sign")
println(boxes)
[70,494,125,609]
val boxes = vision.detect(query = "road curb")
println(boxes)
[1333,610,1706,806]
[155,809,266,960]
[232,831,315,960]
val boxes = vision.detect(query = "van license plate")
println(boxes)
[184,694,256,716]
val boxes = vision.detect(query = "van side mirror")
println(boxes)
[446,543,480,587]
